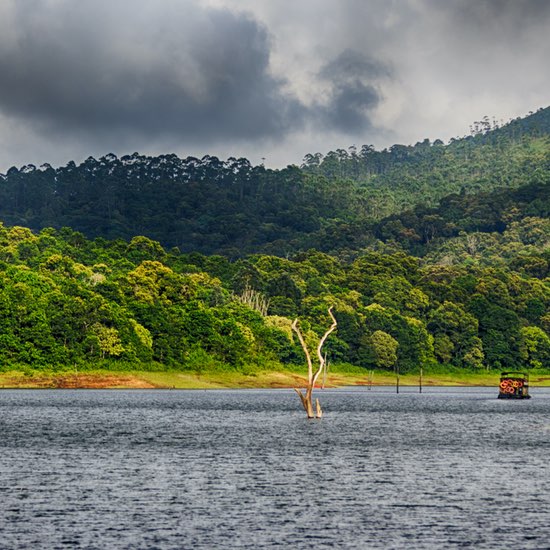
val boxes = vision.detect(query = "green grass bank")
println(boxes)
[1,365,550,389]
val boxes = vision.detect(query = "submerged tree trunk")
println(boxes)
[292,307,337,419]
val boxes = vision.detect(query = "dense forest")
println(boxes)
[0,218,547,374]
[0,107,548,374]
[1,107,549,257]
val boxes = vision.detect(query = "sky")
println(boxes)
[0,0,548,172]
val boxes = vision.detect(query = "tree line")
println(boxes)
[0,107,548,257]
[0,223,547,374]
[0,106,547,373]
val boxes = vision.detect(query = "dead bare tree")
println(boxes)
[291,306,337,419]
[234,284,270,316]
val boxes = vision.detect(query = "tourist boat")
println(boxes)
[498,371,531,399]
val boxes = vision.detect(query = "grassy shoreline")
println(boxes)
[2,368,550,389]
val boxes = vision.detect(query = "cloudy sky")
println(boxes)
[0,0,548,171]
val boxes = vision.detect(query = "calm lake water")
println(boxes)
[1,387,550,549]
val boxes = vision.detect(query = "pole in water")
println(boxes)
[396,367,399,394]
[321,353,328,389]
[419,366,423,394]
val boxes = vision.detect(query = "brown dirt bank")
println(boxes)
[1,370,549,389]
[0,373,158,389]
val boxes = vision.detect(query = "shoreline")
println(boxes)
[2,369,550,390]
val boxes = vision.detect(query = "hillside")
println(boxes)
[375,179,550,254]
[0,107,548,376]
[0,220,548,375]
[0,107,548,256]
[302,107,550,214]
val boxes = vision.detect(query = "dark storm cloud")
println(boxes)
[1,0,546,172]
[0,1,307,144]
[315,50,392,133]
[319,81,380,133]
[319,49,391,82]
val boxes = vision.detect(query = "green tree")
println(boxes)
[88,323,125,359]
[519,326,550,369]
[367,330,398,370]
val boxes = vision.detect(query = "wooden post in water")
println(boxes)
[321,353,329,390]
[419,366,423,394]
[396,365,400,394]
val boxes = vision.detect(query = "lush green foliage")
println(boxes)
[1,107,549,257]
[375,180,550,255]
[0,222,547,374]
[0,107,548,374]
[303,108,550,219]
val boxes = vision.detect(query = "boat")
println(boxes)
[498,371,531,399]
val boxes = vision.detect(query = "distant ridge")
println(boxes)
[0,106,548,256]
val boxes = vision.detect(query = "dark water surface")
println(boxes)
[1,387,550,549]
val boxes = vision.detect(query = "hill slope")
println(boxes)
[0,107,548,256]
[0,220,548,374]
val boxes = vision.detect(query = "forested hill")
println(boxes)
[0,221,548,373]
[0,109,548,376]
[375,179,550,254]
[301,106,550,216]
[0,107,548,256]
[0,155,352,256]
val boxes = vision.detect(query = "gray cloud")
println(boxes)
[0,0,548,171]
[316,50,391,133]
[319,80,380,133]
[0,1,306,144]
[0,1,395,164]
[449,0,550,27]
[319,49,392,82]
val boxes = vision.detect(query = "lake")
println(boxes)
[1,387,550,549]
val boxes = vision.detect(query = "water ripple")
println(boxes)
[1,388,550,549]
